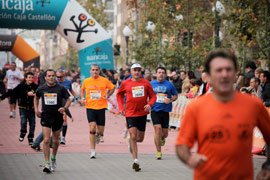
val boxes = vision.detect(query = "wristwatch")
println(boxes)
[262,160,270,170]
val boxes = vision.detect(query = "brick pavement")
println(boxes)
[0,99,267,179]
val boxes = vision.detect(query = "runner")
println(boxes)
[34,69,71,173]
[80,64,115,159]
[56,69,75,145]
[150,67,178,160]
[3,62,24,118]
[175,49,270,179]
[0,72,38,145]
[116,63,156,171]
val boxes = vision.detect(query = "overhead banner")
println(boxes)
[0,0,114,80]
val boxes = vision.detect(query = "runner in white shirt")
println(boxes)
[4,62,24,118]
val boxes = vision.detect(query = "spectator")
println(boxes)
[171,71,182,93]
[260,71,270,107]
[245,61,256,79]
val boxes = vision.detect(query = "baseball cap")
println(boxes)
[131,63,142,69]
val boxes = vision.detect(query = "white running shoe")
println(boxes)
[51,159,56,171]
[60,137,66,145]
[43,164,52,173]
[90,151,96,159]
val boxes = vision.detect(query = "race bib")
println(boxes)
[132,86,144,98]
[44,93,57,105]
[9,82,15,88]
[156,93,167,103]
[90,90,101,99]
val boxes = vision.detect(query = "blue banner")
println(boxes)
[0,0,68,29]
[78,38,114,81]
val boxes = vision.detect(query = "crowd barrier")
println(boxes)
[107,91,269,154]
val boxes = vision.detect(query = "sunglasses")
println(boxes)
[57,76,63,78]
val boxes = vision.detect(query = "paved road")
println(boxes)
[0,99,266,179]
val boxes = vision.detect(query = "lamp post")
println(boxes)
[123,26,131,66]
[213,0,225,47]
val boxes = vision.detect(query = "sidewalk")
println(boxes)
[0,99,266,179]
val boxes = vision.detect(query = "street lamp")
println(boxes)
[146,21,156,32]
[213,0,225,47]
[123,25,131,65]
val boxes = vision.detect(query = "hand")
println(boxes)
[27,91,35,96]
[13,75,17,79]
[58,107,65,114]
[144,104,151,112]
[256,169,270,180]
[187,153,208,168]
[120,110,125,116]
[35,111,41,118]
[164,97,171,104]
[79,98,86,105]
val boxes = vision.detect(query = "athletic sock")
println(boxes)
[134,159,139,163]
[91,149,96,153]
[62,125,67,137]
[45,161,50,164]
[51,155,56,160]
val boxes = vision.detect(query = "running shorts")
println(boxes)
[126,115,147,132]
[86,108,106,126]
[41,112,64,132]
[151,111,169,128]
[8,89,16,104]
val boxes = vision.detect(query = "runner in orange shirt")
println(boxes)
[80,64,115,159]
[175,49,270,180]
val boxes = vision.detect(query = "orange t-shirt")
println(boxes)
[175,92,270,180]
[81,76,114,110]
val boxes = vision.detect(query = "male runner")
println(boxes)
[117,63,156,171]
[150,67,178,160]
[56,69,75,144]
[4,62,24,118]
[0,72,38,144]
[175,49,270,179]
[34,69,71,173]
[80,64,115,159]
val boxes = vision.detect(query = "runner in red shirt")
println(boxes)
[117,63,156,171]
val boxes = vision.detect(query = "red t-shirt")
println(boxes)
[175,92,270,180]
[116,78,156,117]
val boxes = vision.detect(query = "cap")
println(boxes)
[131,63,142,69]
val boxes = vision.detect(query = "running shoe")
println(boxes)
[132,162,141,172]
[127,136,132,153]
[31,145,41,151]
[28,138,33,145]
[96,134,101,144]
[43,164,52,173]
[122,128,128,139]
[90,151,96,159]
[100,136,104,143]
[60,137,66,145]
[51,159,56,171]
[19,134,24,142]
[161,138,166,146]
[156,152,162,160]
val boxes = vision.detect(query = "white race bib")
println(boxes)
[44,93,57,105]
[156,93,167,103]
[90,90,101,100]
[132,86,144,98]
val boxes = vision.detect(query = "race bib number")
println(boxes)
[132,86,144,98]
[44,93,57,105]
[90,90,101,100]
[156,93,167,103]
[9,82,15,88]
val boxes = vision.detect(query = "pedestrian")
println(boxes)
[150,67,178,160]
[116,63,156,171]
[175,49,270,179]
[3,62,24,118]
[0,72,38,145]
[80,64,115,159]
[34,69,71,173]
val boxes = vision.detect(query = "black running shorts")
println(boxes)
[126,115,147,132]
[86,108,106,126]
[8,89,16,104]
[151,111,169,128]
[41,112,64,132]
